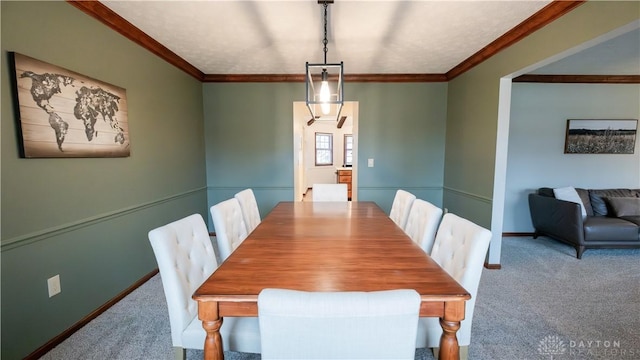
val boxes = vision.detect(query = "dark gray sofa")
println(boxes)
[528,187,640,258]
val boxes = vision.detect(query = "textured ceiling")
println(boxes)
[100,0,554,75]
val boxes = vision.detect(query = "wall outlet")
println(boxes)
[47,275,61,298]
[367,158,374,167]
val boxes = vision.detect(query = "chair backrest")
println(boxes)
[312,183,348,202]
[403,199,444,254]
[148,214,217,347]
[234,188,261,234]
[210,198,248,262]
[258,288,421,360]
[389,189,416,228]
[420,212,491,346]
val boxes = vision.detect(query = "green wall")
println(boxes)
[203,83,301,222]
[348,82,447,211]
[202,82,448,227]
[1,2,207,359]
[443,1,640,228]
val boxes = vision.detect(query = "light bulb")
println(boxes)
[320,80,330,115]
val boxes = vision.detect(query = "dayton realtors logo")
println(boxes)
[538,335,566,359]
[538,335,636,359]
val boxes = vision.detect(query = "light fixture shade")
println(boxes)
[306,61,343,121]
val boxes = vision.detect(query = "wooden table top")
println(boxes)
[193,201,469,303]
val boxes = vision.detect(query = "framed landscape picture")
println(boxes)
[564,119,637,154]
[9,52,129,158]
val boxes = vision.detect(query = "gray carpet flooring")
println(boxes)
[39,237,640,360]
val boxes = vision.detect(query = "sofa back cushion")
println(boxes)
[589,189,640,216]
[538,188,555,197]
[575,188,593,216]
[619,215,640,226]
[604,197,640,217]
[553,187,589,218]
[538,187,593,216]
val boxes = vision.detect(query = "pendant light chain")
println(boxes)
[323,2,328,65]
[306,1,343,123]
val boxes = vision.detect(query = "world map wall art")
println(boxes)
[10,52,129,158]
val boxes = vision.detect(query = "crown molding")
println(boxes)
[69,0,589,83]
[202,73,448,83]
[345,74,448,83]
[67,0,205,81]
[446,1,586,80]
[513,74,640,84]
[203,74,305,82]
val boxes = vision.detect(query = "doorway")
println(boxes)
[293,101,359,201]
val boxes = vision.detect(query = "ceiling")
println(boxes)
[97,0,638,77]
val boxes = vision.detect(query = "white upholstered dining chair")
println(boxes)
[210,198,248,262]
[415,213,491,359]
[403,199,444,254]
[312,183,348,202]
[389,189,417,228]
[147,214,260,360]
[258,288,421,360]
[234,188,261,234]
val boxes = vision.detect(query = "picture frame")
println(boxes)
[9,52,130,158]
[564,119,637,154]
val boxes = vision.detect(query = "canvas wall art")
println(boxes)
[564,119,637,154]
[10,52,129,158]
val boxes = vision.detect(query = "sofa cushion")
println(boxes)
[538,187,554,197]
[589,189,640,216]
[619,216,640,227]
[605,197,640,217]
[553,187,587,218]
[583,216,640,241]
[575,188,593,216]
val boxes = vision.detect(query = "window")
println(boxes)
[315,132,333,166]
[344,134,353,166]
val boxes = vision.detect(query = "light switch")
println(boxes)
[368,158,374,167]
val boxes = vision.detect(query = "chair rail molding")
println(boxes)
[1,187,207,251]
[442,186,493,204]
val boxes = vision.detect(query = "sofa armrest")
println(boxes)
[528,193,585,246]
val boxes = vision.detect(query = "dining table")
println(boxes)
[193,201,470,360]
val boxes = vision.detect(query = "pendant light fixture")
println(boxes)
[306,0,343,122]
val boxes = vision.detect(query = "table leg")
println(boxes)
[199,301,224,360]
[438,300,465,360]
[438,318,461,360]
